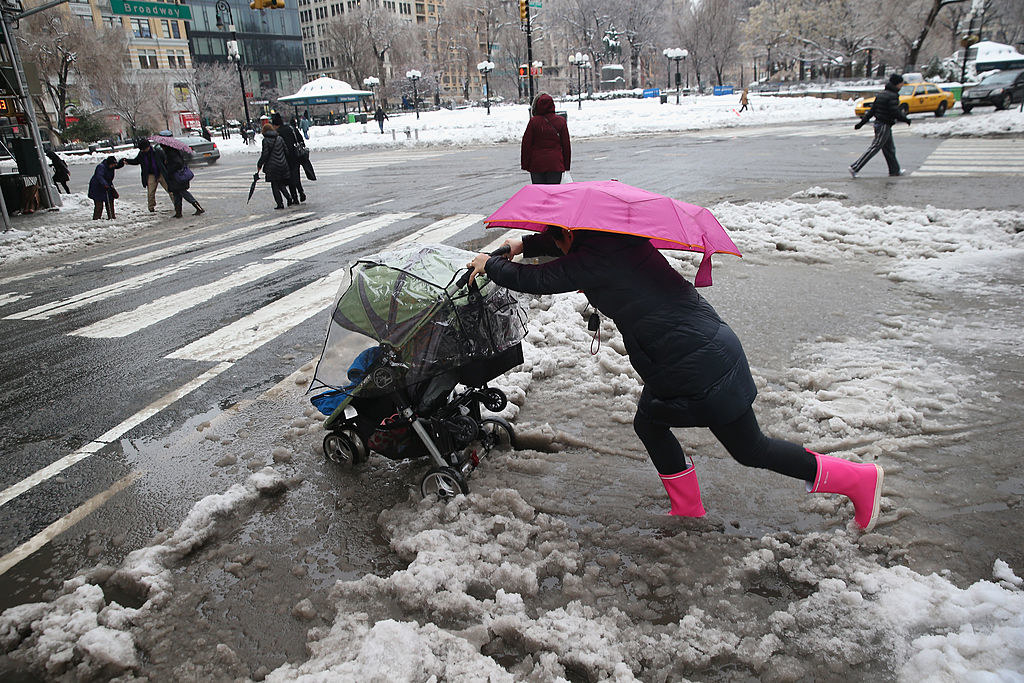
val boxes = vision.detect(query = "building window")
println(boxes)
[138,50,159,69]
[131,18,151,38]
[101,15,122,29]
[161,19,181,39]
[169,50,187,68]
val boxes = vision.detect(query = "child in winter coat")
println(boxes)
[88,156,124,220]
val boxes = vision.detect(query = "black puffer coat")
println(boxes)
[485,230,757,427]
[257,130,290,182]
[860,81,911,126]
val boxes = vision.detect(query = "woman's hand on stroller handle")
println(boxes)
[460,242,515,288]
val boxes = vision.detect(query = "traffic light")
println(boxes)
[249,0,284,9]
[519,0,527,22]
[270,0,285,7]
[249,0,264,9]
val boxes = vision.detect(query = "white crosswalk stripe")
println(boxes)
[165,268,348,362]
[913,138,1024,176]
[106,213,316,267]
[392,214,486,247]
[70,261,294,338]
[5,213,341,321]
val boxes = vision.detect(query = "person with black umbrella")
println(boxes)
[271,112,305,204]
[256,123,291,210]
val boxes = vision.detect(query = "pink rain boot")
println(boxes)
[806,451,883,531]
[659,467,707,517]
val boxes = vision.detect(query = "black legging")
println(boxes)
[633,406,817,481]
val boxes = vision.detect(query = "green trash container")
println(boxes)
[347,112,356,123]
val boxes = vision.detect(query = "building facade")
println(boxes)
[186,0,304,99]
[66,0,193,75]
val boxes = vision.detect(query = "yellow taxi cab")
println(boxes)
[854,81,957,118]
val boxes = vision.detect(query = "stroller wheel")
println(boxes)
[420,467,469,501]
[479,417,515,455]
[481,387,508,412]
[323,430,366,465]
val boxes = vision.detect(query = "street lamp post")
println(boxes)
[216,1,250,130]
[406,70,421,119]
[568,52,591,110]
[363,76,380,111]
[477,61,495,115]
[663,48,688,104]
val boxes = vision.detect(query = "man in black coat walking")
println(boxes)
[466,227,885,531]
[850,73,911,177]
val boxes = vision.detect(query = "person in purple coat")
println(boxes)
[87,156,124,220]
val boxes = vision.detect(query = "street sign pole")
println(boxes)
[1,9,61,210]
[524,2,534,104]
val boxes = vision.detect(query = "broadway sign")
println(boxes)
[110,0,193,20]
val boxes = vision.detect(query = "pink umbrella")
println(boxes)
[149,135,193,154]
[483,180,741,287]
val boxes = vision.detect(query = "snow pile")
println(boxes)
[916,107,1024,137]
[790,186,848,199]
[266,482,1024,680]
[218,94,851,156]
[712,199,1024,292]
[0,468,287,679]
[0,192,157,267]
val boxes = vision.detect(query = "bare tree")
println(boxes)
[17,13,124,141]
[888,0,969,69]
[95,67,156,136]
[325,11,380,85]
[620,0,667,88]
[746,0,888,78]
[698,0,745,85]
[177,63,239,124]
[677,0,714,91]
[152,76,181,132]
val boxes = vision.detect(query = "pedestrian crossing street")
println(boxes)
[912,138,1024,176]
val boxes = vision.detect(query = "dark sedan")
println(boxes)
[961,68,1024,112]
[178,136,221,165]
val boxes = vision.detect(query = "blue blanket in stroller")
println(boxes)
[311,346,381,416]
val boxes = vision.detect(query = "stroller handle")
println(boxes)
[456,244,511,289]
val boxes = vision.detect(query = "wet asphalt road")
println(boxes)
[0,114,1021,612]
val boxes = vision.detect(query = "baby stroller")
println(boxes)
[309,243,528,500]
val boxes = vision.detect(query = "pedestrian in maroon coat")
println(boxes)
[521,93,571,184]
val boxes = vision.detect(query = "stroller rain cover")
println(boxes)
[310,243,527,397]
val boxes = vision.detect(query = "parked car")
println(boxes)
[854,81,957,118]
[179,136,220,165]
[961,68,1024,112]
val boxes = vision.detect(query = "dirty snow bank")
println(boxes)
[0,468,287,679]
[215,94,851,156]
[0,192,157,267]
[265,484,1024,681]
[916,107,1024,137]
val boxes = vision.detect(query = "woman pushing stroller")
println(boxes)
[466,225,884,531]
